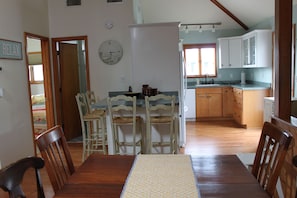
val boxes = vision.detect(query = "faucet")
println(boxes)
[204,74,208,84]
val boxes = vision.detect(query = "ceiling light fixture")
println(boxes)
[180,22,221,33]
[185,26,189,34]
[212,25,215,32]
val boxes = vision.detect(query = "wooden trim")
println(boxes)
[24,32,54,155]
[274,0,292,121]
[183,43,217,78]
[51,36,90,126]
[210,0,249,30]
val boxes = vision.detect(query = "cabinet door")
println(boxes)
[223,87,233,117]
[209,93,222,117]
[218,39,230,68]
[242,35,256,67]
[218,37,241,68]
[196,94,209,118]
[243,39,249,66]
[249,36,256,65]
[229,38,242,68]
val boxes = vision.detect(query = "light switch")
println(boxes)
[0,88,3,97]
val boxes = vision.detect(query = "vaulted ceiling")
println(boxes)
[139,0,297,30]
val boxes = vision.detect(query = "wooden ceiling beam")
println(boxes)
[210,0,249,30]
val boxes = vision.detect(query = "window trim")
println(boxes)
[183,43,217,78]
[29,64,44,84]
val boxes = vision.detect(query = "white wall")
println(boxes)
[48,0,135,98]
[0,0,49,166]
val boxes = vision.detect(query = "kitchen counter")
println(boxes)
[93,91,179,109]
[187,83,270,90]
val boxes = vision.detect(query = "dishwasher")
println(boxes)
[184,89,196,121]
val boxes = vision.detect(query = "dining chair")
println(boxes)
[145,94,178,154]
[35,125,75,193]
[271,116,297,198]
[76,93,107,161]
[0,156,45,198]
[251,121,293,197]
[107,95,143,155]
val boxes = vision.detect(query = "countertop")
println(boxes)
[93,91,179,109]
[187,83,271,90]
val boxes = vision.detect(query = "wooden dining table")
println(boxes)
[54,154,270,198]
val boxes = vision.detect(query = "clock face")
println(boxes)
[98,40,123,65]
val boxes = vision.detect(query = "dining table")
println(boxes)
[54,154,270,198]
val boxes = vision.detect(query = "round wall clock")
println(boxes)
[98,40,123,65]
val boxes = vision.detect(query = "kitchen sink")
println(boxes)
[196,84,221,87]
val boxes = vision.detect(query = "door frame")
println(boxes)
[24,32,54,153]
[51,35,90,128]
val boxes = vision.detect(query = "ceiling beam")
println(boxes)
[210,0,249,30]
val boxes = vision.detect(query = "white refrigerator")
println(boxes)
[129,22,186,147]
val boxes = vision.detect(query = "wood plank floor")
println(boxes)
[0,120,262,198]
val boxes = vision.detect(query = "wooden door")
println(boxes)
[59,43,81,140]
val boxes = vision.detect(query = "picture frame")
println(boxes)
[0,39,22,60]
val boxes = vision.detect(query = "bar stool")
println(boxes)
[145,94,177,154]
[84,90,107,134]
[107,95,143,155]
[75,93,107,161]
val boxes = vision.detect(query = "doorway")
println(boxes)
[25,33,54,143]
[52,36,90,140]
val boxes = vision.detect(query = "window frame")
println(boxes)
[183,43,217,78]
[29,64,44,84]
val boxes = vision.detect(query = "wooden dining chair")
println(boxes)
[145,94,178,154]
[0,156,45,198]
[35,125,75,193]
[271,116,297,198]
[107,95,143,155]
[251,121,293,197]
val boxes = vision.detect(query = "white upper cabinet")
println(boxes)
[242,30,272,68]
[218,37,242,68]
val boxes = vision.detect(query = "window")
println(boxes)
[29,64,44,84]
[183,44,217,78]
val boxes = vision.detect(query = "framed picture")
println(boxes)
[0,39,22,60]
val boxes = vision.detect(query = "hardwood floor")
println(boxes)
[181,120,262,155]
[0,120,262,198]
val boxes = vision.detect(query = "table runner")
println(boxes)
[121,154,200,198]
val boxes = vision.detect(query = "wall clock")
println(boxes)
[98,40,123,65]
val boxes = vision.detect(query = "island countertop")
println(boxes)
[92,91,179,109]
